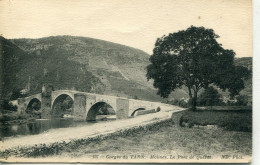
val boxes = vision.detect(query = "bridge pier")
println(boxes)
[116,98,129,119]
[41,94,52,119]
[17,98,27,113]
[74,94,86,121]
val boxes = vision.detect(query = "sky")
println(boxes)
[0,0,252,57]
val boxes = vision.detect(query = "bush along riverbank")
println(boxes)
[0,111,37,125]
[0,118,175,159]
[179,109,252,132]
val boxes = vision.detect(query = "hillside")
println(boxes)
[234,57,252,71]
[0,35,252,104]
[234,57,252,99]
[0,36,31,100]
[0,36,104,101]
[1,36,168,102]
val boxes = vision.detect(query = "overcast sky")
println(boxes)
[0,0,252,57]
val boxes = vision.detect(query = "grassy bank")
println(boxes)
[180,109,252,132]
[0,111,36,125]
[196,106,252,111]
[0,110,252,160]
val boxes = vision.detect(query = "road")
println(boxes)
[0,104,184,152]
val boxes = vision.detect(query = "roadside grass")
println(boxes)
[180,109,252,132]
[196,106,252,111]
[61,114,251,159]
[59,110,252,159]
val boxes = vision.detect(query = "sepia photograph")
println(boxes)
[0,0,253,163]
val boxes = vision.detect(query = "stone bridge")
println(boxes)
[17,90,162,121]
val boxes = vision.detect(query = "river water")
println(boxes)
[0,115,116,139]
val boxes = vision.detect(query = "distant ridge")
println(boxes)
[10,35,150,57]
[1,35,165,102]
[0,35,252,103]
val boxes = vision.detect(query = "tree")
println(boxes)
[10,88,24,100]
[2,100,17,111]
[146,26,249,110]
[197,86,222,110]
[235,95,248,106]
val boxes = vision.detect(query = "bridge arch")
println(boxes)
[17,93,42,113]
[130,107,146,117]
[128,99,161,117]
[25,98,42,118]
[86,101,116,121]
[51,91,75,108]
[51,94,74,118]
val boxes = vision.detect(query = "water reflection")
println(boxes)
[0,115,116,139]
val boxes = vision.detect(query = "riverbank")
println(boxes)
[0,108,252,163]
[0,105,183,153]
[0,111,36,125]
[0,109,252,163]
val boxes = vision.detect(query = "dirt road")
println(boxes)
[0,104,183,152]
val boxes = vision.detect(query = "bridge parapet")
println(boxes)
[128,99,161,116]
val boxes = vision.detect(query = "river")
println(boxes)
[0,115,116,139]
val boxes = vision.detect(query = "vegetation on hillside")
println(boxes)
[1,36,103,102]
[235,57,252,71]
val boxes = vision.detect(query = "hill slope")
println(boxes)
[2,36,168,102]
[0,36,103,100]
[234,57,252,99]
[1,35,252,104]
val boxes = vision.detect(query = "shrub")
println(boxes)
[0,111,32,123]
[165,98,190,108]
[197,86,223,107]
[235,95,248,106]
[2,100,17,112]
[180,110,252,132]
[178,99,189,108]
[133,95,139,99]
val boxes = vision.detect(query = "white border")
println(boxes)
[253,0,260,164]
